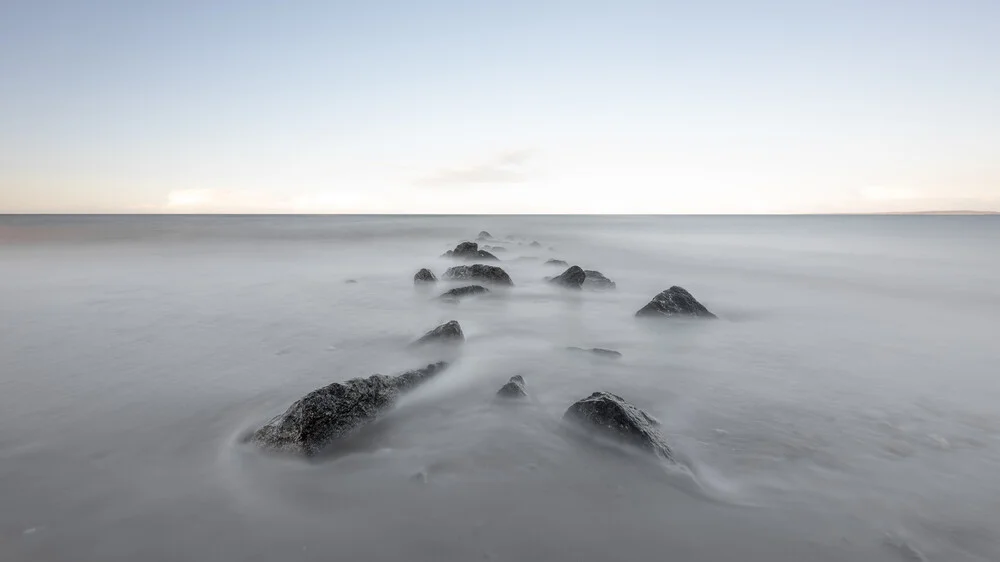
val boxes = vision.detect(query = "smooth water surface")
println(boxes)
[1,215,998,561]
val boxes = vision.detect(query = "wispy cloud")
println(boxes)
[415,149,538,188]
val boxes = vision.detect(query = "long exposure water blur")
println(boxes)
[1,214,998,561]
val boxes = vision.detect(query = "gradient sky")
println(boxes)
[1,0,997,213]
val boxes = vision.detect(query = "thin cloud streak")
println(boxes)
[414,149,538,188]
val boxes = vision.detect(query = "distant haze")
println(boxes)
[1,1,998,214]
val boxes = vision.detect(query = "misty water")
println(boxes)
[1,215,998,562]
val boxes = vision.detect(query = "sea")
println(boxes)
[0,214,997,562]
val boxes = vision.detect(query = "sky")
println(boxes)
[1,0,998,214]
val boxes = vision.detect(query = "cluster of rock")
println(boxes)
[442,241,498,261]
[252,230,717,464]
[546,265,617,290]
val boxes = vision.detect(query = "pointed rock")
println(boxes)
[250,362,449,456]
[635,286,715,318]
[563,391,672,460]
[414,268,437,284]
[549,265,586,289]
[496,375,528,399]
[413,320,464,345]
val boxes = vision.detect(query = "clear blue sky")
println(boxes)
[1,0,997,213]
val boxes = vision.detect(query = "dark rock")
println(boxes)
[529,241,542,247]
[413,320,464,345]
[563,392,672,461]
[545,259,568,267]
[443,241,498,261]
[549,265,586,289]
[439,285,489,301]
[496,375,527,399]
[444,264,514,286]
[250,362,449,456]
[413,268,437,284]
[635,286,716,318]
[567,347,622,358]
[583,270,616,290]
[477,231,493,241]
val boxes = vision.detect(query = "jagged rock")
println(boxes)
[563,392,672,461]
[250,362,449,456]
[439,285,489,301]
[583,270,616,290]
[567,347,622,358]
[413,320,464,345]
[444,264,514,286]
[443,241,498,261]
[496,375,528,399]
[635,286,716,318]
[413,268,437,284]
[549,265,586,289]
[477,231,493,241]
[545,259,568,266]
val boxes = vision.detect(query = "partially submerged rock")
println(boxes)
[583,270,616,290]
[545,259,568,267]
[444,264,514,286]
[413,320,464,345]
[635,286,716,318]
[529,241,542,247]
[482,245,506,252]
[477,231,493,241]
[567,346,622,358]
[563,392,672,461]
[250,362,449,456]
[439,285,489,301]
[443,241,498,261]
[548,265,586,289]
[413,268,437,284]
[496,375,528,399]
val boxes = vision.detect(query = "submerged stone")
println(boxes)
[548,265,586,289]
[413,268,437,284]
[635,286,716,318]
[567,346,622,358]
[250,362,448,457]
[496,375,528,399]
[444,264,514,286]
[413,320,464,345]
[563,391,672,461]
[583,270,616,290]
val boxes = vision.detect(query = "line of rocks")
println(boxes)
[252,231,714,463]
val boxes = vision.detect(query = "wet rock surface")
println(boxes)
[443,241,498,261]
[548,265,586,289]
[563,391,673,461]
[583,270,616,290]
[496,375,528,399]
[635,286,716,318]
[413,320,465,345]
[413,268,437,284]
[439,285,489,301]
[444,264,514,286]
[250,362,449,456]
